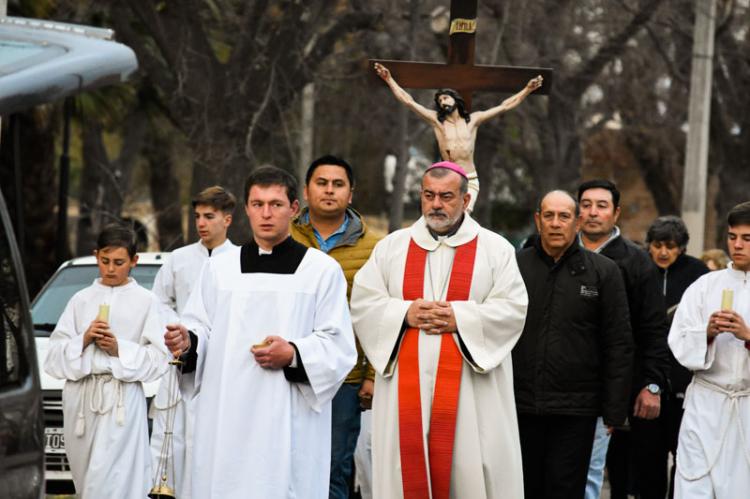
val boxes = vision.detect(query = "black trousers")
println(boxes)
[517,413,597,499]
[607,415,668,499]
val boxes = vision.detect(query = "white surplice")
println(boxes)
[149,239,235,499]
[44,278,169,499]
[151,239,237,323]
[350,215,528,499]
[180,245,357,499]
[668,263,750,499]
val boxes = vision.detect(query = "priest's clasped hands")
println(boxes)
[406,298,457,334]
[707,310,750,341]
[83,319,119,357]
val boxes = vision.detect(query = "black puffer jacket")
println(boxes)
[599,236,670,398]
[659,253,709,311]
[514,240,634,426]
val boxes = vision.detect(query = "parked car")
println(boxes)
[32,252,169,493]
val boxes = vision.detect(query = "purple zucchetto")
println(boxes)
[425,161,469,179]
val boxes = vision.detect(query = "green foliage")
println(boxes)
[75,85,138,130]
[11,0,55,18]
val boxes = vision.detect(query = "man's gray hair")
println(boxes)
[424,167,469,194]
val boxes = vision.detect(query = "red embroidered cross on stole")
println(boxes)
[398,236,478,499]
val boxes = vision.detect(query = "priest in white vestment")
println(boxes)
[351,161,528,499]
[149,186,237,499]
[163,166,357,499]
[668,201,750,499]
[45,224,169,499]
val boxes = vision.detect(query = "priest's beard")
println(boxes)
[425,208,462,234]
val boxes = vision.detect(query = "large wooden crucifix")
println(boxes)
[370,0,553,111]
[370,0,553,213]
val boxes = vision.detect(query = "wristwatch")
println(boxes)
[646,383,661,395]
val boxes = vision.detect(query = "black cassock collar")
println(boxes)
[240,236,308,274]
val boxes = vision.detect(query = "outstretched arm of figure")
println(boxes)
[374,62,438,125]
[471,75,543,126]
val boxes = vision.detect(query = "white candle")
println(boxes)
[721,289,734,311]
[98,303,110,322]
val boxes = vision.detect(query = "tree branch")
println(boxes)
[229,0,272,69]
[124,0,180,70]
[565,0,666,98]
[110,4,178,99]
[113,110,149,184]
[303,10,379,72]
[642,22,689,86]
[181,0,221,71]
[245,64,276,160]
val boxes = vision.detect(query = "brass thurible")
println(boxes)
[149,355,183,498]
[148,483,177,499]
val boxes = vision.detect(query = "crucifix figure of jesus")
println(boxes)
[375,62,543,211]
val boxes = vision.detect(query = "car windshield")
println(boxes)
[31,264,161,336]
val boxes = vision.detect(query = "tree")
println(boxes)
[706,0,750,245]
[476,0,668,204]
[0,109,59,294]
[106,0,379,242]
[589,0,750,246]
[75,88,150,254]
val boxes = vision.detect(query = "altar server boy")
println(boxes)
[45,223,169,499]
[669,201,750,499]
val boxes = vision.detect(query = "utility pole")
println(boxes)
[682,0,716,256]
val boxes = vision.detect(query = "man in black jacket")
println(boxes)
[577,180,671,499]
[514,190,634,499]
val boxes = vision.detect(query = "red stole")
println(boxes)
[398,236,478,499]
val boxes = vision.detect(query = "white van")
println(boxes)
[0,14,138,499]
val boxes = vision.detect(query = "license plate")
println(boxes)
[44,427,66,454]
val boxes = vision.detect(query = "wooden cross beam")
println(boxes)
[370,0,553,111]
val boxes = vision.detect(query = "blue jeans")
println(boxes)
[585,417,612,499]
[329,383,362,499]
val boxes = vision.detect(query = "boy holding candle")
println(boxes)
[44,223,169,499]
[668,201,750,499]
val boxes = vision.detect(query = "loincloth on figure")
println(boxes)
[466,171,479,214]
